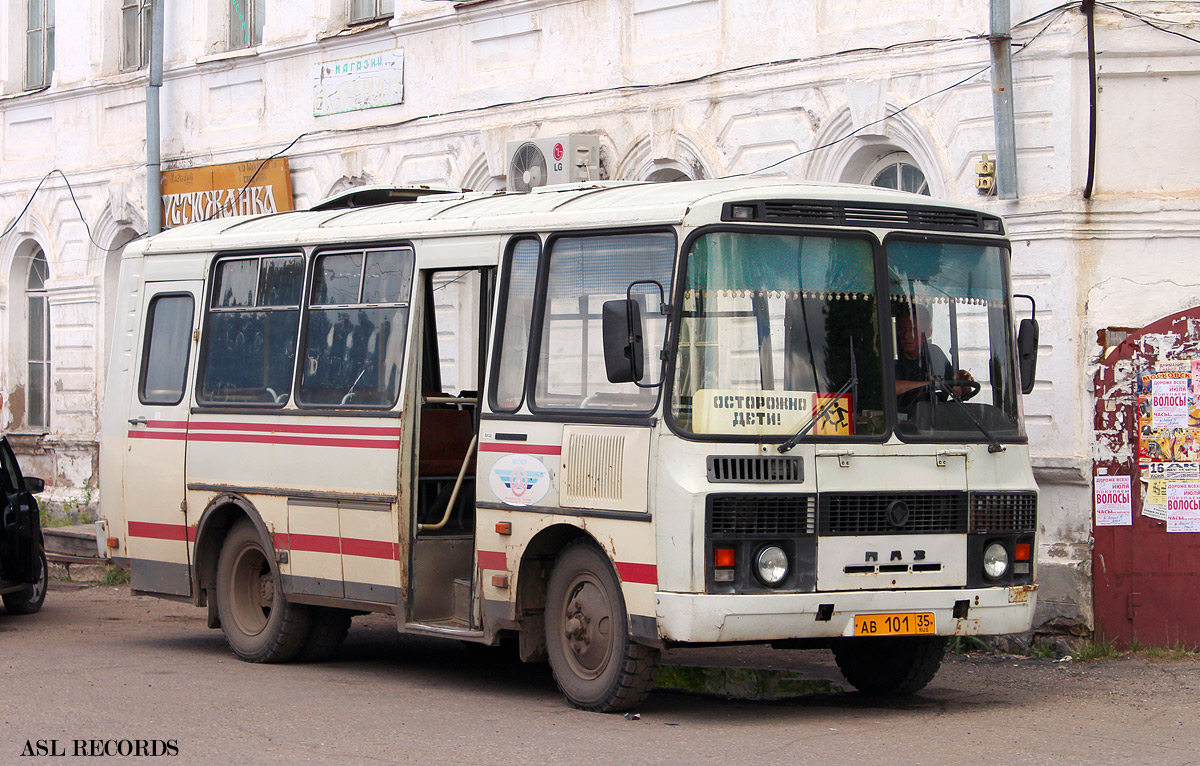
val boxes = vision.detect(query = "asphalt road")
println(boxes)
[2,584,1199,765]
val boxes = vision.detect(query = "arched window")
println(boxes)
[868,152,930,196]
[26,249,51,428]
[645,167,691,183]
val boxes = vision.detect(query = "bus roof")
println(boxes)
[137,178,1004,256]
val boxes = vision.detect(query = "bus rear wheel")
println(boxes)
[832,635,946,696]
[297,607,353,662]
[215,519,312,663]
[544,542,660,712]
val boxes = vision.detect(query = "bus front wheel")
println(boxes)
[544,542,660,712]
[215,519,312,663]
[832,635,946,696]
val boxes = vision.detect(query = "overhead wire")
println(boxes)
[730,2,1077,177]
[3,0,1196,251]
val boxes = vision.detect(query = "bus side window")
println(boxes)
[490,237,539,412]
[199,254,303,406]
[139,294,195,406]
[298,248,413,408]
[533,231,675,412]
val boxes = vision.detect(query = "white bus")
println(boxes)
[98,178,1040,712]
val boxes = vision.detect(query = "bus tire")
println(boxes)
[215,519,312,663]
[297,608,353,662]
[544,542,660,712]
[2,544,47,615]
[832,635,946,696]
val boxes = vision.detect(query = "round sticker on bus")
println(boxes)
[489,453,551,507]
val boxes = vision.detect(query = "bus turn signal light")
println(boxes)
[495,522,512,536]
[714,548,735,568]
[1014,542,1031,561]
[107,537,119,549]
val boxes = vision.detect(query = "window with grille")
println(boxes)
[26,0,55,89]
[350,0,394,24]
[27,251,51,428]
[121,0,153,71]
[230,0,264,49]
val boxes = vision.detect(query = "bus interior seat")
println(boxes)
[418,406,477,477]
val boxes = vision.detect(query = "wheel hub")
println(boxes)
[561,579,613,679]
[257,573,275,607]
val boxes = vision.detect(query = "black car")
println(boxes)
[1,436,47,615]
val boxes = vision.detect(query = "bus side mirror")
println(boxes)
[1017,317,1038,394]
[602,299,644,384]
[24,476,44,495]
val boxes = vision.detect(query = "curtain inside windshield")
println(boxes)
[671,232,885,439]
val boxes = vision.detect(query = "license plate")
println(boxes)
[854,612,935,636]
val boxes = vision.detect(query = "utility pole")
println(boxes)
[990,0,1019,200]
[146,3,165,234]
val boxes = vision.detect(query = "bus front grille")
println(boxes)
[707,494,816,536]
[706,455,803,483]
[970,492,1038,532]
[818,492,968,535]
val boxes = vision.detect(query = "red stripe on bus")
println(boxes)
[341,537,400,560]
[478,443,561,455]
[276,532,341,555]
[477,550,507,571]
[128,430,188,441]
[615,562,658,585]
[189,421,402,437]
[274,532,399,560]
[146,420,190,430]
[128,521,190,542]
[186,432,400,450]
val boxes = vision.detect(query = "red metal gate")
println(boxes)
[1093,308,1200,646]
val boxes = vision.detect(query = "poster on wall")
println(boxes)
[1138,363,1200,467]
[1137,360,1200,527]
[1143,462,1198,521]
[1094,475,1133,527]
[1166,482,1200,532]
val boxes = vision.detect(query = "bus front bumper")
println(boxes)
[654,584,1036,643]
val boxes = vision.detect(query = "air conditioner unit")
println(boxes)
[505,135,601,193]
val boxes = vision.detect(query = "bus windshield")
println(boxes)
[887,238,1023,440]
[670,231,887,439]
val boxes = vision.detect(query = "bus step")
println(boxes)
[453,578,471,624]
[404,621,483,640]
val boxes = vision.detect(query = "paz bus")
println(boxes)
[97,178,1040,712]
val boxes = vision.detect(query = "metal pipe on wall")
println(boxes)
[146,4,165,235]
[990,0,1019,200]
[1082,0,1098,199]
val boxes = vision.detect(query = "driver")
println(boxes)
[894,303,974,395]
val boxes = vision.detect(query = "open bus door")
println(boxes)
[409,266,493,630]
[124,282,200,597]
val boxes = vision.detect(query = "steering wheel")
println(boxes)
[898,378,981,409]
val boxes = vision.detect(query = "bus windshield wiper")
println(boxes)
[929,375,1006,453]
[778,340,857,454]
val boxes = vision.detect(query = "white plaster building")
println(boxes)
[1,0,1197,632]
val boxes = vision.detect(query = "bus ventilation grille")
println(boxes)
[562,432,625,504]
[969,492,1037,533]
[727,200,1002,234]
[818,492,968,536]
[707,494,816,535]
[707,455,803,483]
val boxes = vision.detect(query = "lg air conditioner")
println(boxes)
[505,135,601,192]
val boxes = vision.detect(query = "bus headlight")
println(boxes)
[983,541,1010,580]
[754,545,789,586]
